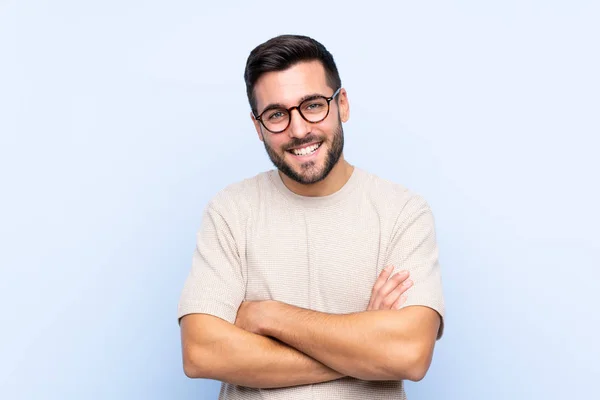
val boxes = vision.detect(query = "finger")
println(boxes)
[371,265,394,296]
[371,271,406,310]
[368,266,394,310]
[392,294,408,310]
[379,279,413,310]
[372,271,410,309]
[371,271,407,309]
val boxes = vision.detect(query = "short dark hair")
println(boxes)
[244,34,342,114]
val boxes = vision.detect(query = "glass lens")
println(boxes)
[263,108,289,132]
[300,97,329,122]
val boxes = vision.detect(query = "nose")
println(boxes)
[288,108,310,139]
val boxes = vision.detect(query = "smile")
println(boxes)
[288,142,322,156]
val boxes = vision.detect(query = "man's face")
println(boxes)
[252,61,349,185]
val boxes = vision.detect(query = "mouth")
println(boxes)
[287,142,323,157]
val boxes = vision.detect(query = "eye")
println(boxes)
[267,110,286,121]
[301,99,327,113]
[306,102,323,110]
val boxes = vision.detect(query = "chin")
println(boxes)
[290,163,331,184]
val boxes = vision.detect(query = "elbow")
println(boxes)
[403,360,429,382]
[392,344,434,382]
[183,365,201,379]
[182,345,211,379]
[183,360,202,379]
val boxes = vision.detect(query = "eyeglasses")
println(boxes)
[253,88,341,134]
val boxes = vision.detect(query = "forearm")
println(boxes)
[182,315,345,388]
[260,302,425,381]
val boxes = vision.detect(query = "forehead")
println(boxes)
[254,60,330,111]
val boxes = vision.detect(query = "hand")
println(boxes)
[234,300,270,335]
[367,266,413,310]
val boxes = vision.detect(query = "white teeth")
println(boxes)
[292,143,321,156]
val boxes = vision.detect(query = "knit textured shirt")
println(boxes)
[178,166,445,400]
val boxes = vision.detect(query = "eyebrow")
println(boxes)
[258,93,327,116]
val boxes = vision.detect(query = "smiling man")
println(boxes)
[178,35,445,400]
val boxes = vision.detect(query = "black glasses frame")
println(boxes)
[253,87,342,134]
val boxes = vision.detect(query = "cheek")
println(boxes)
[265,135,288,151]
[320,121,339,139]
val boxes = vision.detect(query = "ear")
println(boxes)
[250,112,264,142]
[337,88,350,123]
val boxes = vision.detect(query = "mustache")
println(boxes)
[285,135,324,150]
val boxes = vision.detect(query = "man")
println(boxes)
[178,34,445,399]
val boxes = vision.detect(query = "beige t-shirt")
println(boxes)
[178,166,445,400]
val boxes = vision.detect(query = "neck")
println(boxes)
[279,155,354,197]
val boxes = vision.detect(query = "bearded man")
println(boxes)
[178,34,445,400]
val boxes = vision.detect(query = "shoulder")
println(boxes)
[357,168,431,216]
[206,170,272,218]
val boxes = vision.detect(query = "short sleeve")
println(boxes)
[177,201,246,325]
[387,195,445,339]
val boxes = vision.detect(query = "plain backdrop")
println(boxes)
[1,1,599,399]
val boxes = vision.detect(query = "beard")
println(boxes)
[262,119,344,185]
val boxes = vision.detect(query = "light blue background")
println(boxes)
[1,1,599,399]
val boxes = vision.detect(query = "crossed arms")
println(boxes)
[179,267,441,388]
[179,196,443,388]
